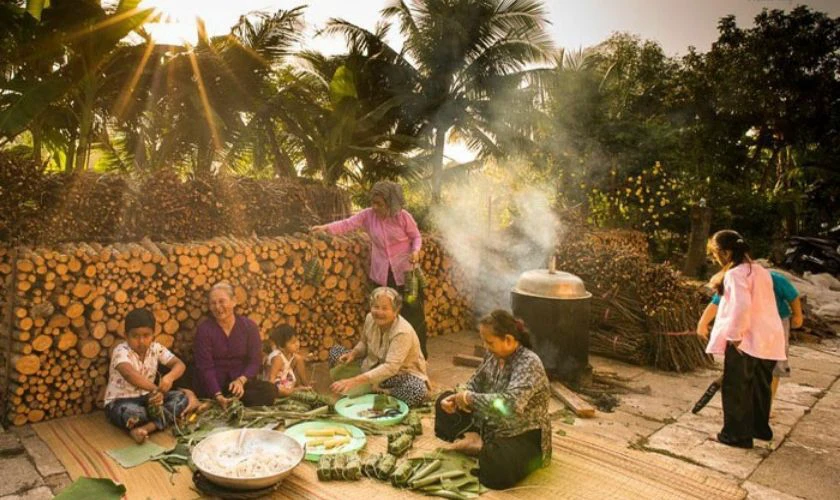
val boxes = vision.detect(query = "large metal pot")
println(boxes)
[511,260,591,383]
[191,428,305,490]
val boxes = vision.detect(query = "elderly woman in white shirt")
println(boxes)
[704,230,786,449]
[329,287,429,407]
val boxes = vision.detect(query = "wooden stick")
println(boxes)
[452,354,483,368]
[550,382,596,418]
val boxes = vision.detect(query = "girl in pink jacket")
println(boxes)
[705,230,786,449]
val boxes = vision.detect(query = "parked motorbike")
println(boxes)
[783,224,840,277]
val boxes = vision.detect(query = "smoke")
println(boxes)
[431,171,563,317]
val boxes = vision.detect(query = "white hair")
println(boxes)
[369,286,402,311]
[209,281,235,300]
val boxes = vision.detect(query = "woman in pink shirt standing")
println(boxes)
[703,230,786,449]
[312,181,428,358]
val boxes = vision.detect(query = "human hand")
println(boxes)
[311,225,327,233]
[330,376,361,395]
[148,390,163,407]
[215,393,232,409]
[791,314,804,329]
[229,377,246,398]
[454,391,472,412]
[179,389,199,418]
[696,323,709,340]
[440,394,458,414]
[338,352,354,364]
[158,374,173,393]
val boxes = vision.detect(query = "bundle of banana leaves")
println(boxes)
[152,442,192,478]
[304,258,325,286]
[404,411,423,436]
[317,452,362,481]
[391,450,485,499]
[387,430,414,457]
[404,267,427,305]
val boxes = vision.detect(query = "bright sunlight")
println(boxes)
[140,0,203,45]
[140,0,274,45]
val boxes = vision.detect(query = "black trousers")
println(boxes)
[434,392,543,490]
[375,268,428,359]
[720,343,776,443]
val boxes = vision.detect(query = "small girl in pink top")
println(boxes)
[262,324,310,396]
[704,230,786,449]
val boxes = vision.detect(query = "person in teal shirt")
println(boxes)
[694,271,803,413]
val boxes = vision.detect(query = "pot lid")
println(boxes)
[512,269,591,299]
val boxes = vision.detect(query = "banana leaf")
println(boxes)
[329,362,371,397]
[373,394,400,411]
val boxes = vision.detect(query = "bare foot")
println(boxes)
[450,431,482,456]
[129,426,149,444]
[179,389,201,418]
[125,417,139,429]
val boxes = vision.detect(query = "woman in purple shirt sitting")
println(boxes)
[312,181,428,358]
[193,282,277,408]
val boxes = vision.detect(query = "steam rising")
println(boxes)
[431,175,562,316]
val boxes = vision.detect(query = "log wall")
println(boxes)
[0,233,473,425]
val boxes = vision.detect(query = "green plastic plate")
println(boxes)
[334,394,409,426]
[284,420,366,462]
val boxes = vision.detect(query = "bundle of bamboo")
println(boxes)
[556,230,712,371]
[1,234,472,425]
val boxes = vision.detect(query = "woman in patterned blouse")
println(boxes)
[435,309,552,489]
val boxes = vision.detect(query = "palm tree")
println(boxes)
[0,0,155,171]
[283,22,425,186]
[128,8,305,175]
[325,0,552,202]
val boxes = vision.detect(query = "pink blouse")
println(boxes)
[706,263,786,360]
[325,208,422,286]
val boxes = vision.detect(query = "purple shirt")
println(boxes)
[325,207,422,286]
[194,315,262,397]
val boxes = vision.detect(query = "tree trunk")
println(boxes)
[196,137,215,175]
[431,126,446,203]
[65,131,77,173]
[74,78,97,172]
[683,205,712,278]
[31,118,43,164]
[269,127,296,177]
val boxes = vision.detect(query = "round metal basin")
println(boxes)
[191,428,305,490]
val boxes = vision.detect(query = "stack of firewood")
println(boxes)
[0,246,13,415]
[2,233,472,425]
[556,229,712,371]
[0,150,350,246]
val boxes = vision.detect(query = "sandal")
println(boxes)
[713,432,753,449]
